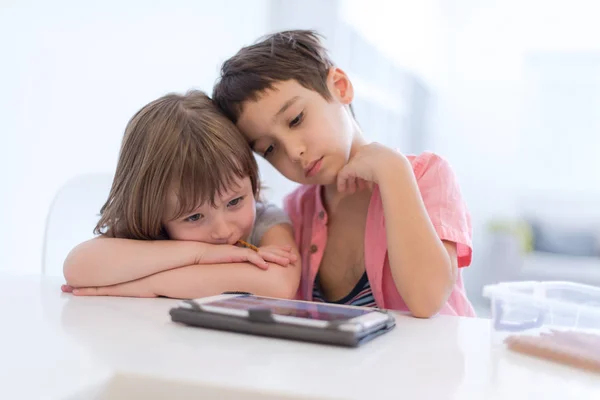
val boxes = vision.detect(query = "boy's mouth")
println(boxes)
[304,157,323,178]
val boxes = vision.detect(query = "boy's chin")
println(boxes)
[288,166,339,186]
[305,174,338,187]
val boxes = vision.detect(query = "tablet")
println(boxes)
[169,294,395,347]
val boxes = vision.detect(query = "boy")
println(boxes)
[212,30,475,317]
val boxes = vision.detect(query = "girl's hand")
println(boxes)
[195,243,271,270]
[62,281,157,298]
[195,242,296,270]
[336,143,409,193]
[258,245,297,267]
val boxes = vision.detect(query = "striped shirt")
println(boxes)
[312,272,377,308]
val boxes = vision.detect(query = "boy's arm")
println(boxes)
[377,154,463,318]
[63,237,273,287]
[337,145,470,318]
[69,224,301,299]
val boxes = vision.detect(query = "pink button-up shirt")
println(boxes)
[284,152,476,317]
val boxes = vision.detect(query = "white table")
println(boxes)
[1,274,599,400]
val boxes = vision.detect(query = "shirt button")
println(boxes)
[310,244,318,254]
[318,210,325,219]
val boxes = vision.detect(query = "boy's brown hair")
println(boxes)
[213,30,342,124]
[95,90,260,240]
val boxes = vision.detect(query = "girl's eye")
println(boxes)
[185,213,203,222]
[263,144,275,158]
[228,196,244,207]
[289,112,304,128]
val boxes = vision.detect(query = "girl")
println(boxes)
[62,90,300,299]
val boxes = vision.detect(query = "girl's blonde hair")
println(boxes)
[95,90,260,240]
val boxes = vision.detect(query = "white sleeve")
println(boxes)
[247,202,292,246]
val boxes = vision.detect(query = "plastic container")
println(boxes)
[482,281,600,343]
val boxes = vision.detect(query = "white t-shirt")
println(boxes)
[247,202,292,246]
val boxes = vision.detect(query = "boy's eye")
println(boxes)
[228,196,245,207]
[289,112,304,128]
[263,144,275,158]
[185,213,203,222]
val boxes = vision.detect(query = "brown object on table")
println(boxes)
[505,330,600,373]
[236,240,259,252]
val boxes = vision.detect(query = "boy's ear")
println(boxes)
[328,67,354,105]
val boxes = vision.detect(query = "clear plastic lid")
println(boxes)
[482,281,600,334]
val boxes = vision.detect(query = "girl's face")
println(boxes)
[162,176,256,245]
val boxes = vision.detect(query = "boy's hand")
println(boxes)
[336,143,409,193]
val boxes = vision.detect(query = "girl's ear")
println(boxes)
[327,67,354,105]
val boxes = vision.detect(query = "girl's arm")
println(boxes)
[67,223,301,299]
[63,236,291,288]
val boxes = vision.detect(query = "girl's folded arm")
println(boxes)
[148,223,300,299]
[63,237,202,287]
[63,236,266,288]
[69,224,301,299]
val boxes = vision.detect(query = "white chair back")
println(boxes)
[42,173,113,276]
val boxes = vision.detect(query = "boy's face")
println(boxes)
[236,70,357,186]
[162,176,256,244]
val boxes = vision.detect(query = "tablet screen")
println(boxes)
[205,295,373,321]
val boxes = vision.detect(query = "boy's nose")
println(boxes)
[285,140,306,163]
